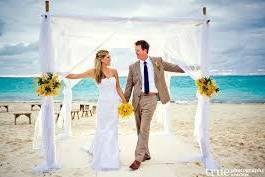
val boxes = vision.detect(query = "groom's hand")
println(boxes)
[124,65,134,102]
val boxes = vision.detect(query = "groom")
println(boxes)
[124,40,185,170]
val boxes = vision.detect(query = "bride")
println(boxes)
[66,49,127,171]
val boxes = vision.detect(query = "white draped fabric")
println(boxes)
[56,78,73,138]
[33,10,218,171]
[32,13,60,172]
[164,21,218,169]
[154,73,172,134]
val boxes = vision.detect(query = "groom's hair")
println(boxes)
[135,40,149,53]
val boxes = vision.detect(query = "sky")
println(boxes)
[0,0,265,76]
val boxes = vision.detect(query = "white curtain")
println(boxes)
[164,20,218,170]
[154,72,172,134]
[32,13,60,172]
[56,77,81,138]
[33,12,218,171]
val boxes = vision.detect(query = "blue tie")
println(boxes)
[144,61,149,94]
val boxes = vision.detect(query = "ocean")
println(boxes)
[0,75,264,103]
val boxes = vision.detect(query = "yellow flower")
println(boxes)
[154,61,161,70]
[195,77,220,97]
[35,73,61,97]
[118,103,134,118]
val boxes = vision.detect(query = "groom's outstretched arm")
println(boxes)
[124,65,133,102]
[160,58,185,73]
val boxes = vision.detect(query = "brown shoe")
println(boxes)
[142,155,151,162]
[129,160,141,170]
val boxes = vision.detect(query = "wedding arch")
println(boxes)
[32,0,218,172]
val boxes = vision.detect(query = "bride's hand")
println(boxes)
[57,72,70,76]
[57,72,70,80]
[121,99,127,104]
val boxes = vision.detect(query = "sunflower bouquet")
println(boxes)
[118,102,134,118]
[36,73,61,97]
[195,77,220,97]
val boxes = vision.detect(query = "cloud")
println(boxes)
[0,50,40,76]
[0,42,38,56]
[0,41,39,75]
[0,19,4,36]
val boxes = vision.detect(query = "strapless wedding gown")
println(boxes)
[88,77,120,171]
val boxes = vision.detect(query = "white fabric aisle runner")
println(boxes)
[56,134,200,168]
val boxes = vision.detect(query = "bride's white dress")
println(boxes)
[88,77,120,171]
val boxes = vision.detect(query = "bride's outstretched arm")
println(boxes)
[114,69,127,103]
[65,69,95,79]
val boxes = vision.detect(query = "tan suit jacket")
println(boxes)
[124,56,184,109]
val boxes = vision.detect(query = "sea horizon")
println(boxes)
[0,75,264,104]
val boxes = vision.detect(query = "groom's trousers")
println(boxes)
[134,93,158,162]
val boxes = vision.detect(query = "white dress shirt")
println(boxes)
[140,57,158,93]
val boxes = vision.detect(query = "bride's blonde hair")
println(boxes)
[94,49,109,84]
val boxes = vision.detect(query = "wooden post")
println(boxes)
[44,1,49,18]
[45,0,49,12]
[203,6,210,23]
[203,7,206,15]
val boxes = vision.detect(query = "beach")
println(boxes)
[0,101,264,177]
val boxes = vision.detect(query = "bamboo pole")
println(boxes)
[44,1,49,18]
[203,7,206,15]
[45,0,49,12]
[203,6,210,23]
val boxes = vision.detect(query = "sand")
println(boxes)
[0,101,264,177]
